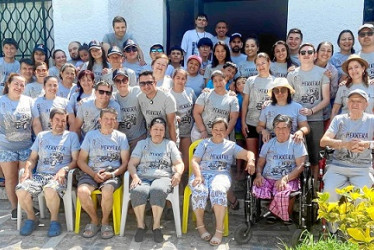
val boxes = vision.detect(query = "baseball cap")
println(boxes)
[229,33,242,43]
[88,40,101,50]
[358,23,374,33]
[112,68,129,80]
[197,38,213,48]
[348,89,369,102]
[150,43,164,53]
[187,55,202,66]
[107,46,123,57]
[2,38,18,49]
[33,44,47,55]
[123,39,137,49]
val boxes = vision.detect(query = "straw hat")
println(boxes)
[267,77,295,97]
[341,54,369,75]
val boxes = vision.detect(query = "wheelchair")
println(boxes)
[234,162,318,245]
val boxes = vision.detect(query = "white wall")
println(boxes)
[287,0,364,51]
[52,0,166,63]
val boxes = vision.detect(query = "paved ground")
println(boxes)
[0,194,306,250]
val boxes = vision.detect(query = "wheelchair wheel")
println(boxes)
[290,228,303,247]
[234,223,252,244]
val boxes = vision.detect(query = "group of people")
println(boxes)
[1,12,374,244]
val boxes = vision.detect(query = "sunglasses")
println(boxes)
[124,46,138,53]
[300,50,314,56]
[139,81,154,87]
[114,78,128,84]
[151,48,163,53]
[97,89,112,96]
[272,87,288,94]
[358,31,374,38]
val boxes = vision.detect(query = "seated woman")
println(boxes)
[189,118,255,246]
[257,77,309,144]
[253,114,308,224]
[128,117,184,243]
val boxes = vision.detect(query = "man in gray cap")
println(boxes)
[321,88,374,206]
[357,23,374,79]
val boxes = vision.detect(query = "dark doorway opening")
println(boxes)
[167,0,289,57]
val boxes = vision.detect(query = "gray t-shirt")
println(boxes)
[186,74,205,97]
[132,137,181,179]
[57,83,77,99]
[358,51,374,79]
[231,53,247,65]
[137,89,177,138]
[237,60,258,78]
[195,90,239,135]
[270,62,288,77]
[81,129,129,172]
[328,113,374,168]
[170,87,196,137]
[102,32,134,49]
[48,66,61,81]
[287,66,330,121]
[24,82,44,99]
[334,83,374,114]
[0,94,33,151]
[32,96,69,131]
[81,62,105,81]
[194,138,243,173]
[32,130,80,174]
[122,61,146,78]
[243,75,275,126]
[156,76,173,89]
[66,91,94,115]
[259,101,307,134]
[0,58,20,84]
[260,137,308,180]
[203,64,223,80]
[76,98,122,137]
[114,86,146,141]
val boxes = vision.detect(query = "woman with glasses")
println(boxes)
[270,40,294,78]
[123,39,145,78]
[24,62,49,99]
[49,49,67,81]
[80,40,109,82]
[330,30,355,81]
[287,43,330,178]
[257,78,309,144]
[74,80,121,140]
[203,41,232,83]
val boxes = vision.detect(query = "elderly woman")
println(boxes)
[151,53,173,90]
[192,70,239,142]
[257,77,309,143]
[253,115,308,224]
[330,54,374,121]
[189,118,255,246]
[128,117,184,243]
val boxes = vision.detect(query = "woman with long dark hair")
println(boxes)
[203,41,231,83]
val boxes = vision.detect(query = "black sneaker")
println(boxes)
[11,208,17,221]
[152,228,164,243]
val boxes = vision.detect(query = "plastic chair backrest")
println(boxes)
[188,139,202,177]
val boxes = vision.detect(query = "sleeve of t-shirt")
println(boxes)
[193,139,208,158]
[30,133,41,152]
[130,140,144,159]
[327,116,340,135]
[181,31,188,53]
[287,72,295,88]
[31,100,40,118]
[259,107,267,123]
[76,103,84,120]
[169,141,182,162]
[234,143,244,157]
[165,94,177,114]
[102,33,111,44]
[66,96,75,114]
[321,72,330,85]
[195,91,208,106]
[334,87,344,105]
[70,132,81,152]
[110,101,122,122]
[259,140,271,158]
[80,132,91,151]
[230,96,240,113]
[243,77,254,95]
[294,141,308,158]
[120,133,130,151]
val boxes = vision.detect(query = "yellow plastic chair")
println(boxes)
[75,185,123,235]
[182,139,229,236]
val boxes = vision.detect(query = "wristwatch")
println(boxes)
[111,172,116,179]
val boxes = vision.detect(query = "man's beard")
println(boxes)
[231,46,241,53]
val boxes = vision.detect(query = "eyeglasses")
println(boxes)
[124,46,138,53]
[114,78,128,84]
[36,68,47,73]
[151,48,163,53]
[97,89,112,96]
[358,31,374,38]
[300,50,314,56]
[272,87,288,94]
[139,81,154,87]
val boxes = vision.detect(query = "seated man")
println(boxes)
[253,114,308,224]
[77,108,129,239]
[16,108,80,236]
[321,89,374,203]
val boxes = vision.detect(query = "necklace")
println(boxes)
[196,30,206,40]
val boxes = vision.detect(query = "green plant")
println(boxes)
[316,185,374,250]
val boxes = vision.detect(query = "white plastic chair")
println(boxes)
[17,168,77,232]
[119,171,182,237]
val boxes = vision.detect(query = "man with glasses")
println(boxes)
[181,14,213,65]
[286,28,303,66]
[102,46,136,87]
[74,81,121,140]
[137,70,178,143]
[113,68,146,152]
[287,43,330,179]
[122,39,146,78]
[357,24,374,79]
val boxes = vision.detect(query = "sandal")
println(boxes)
[134,225,147,242]
[266,215,277,224]
[20,219,38,236]
[228,196,240,210]
[195,225,212,241]
[82,223,100,238]
[210,229,223,246]
[47,221,61,237]
[101,224,114,239]
[152,228,164,243]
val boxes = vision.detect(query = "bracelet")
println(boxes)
[298,129,304,135]
[310,109,314,115]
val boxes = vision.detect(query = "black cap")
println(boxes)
[123,39,137,49]
[88,40,101,50]
[113,68,129,80]
[33,44,47,55]
[108,46,123,57]
[2,38,18,49]
[229,33,242,43]
[197,38,213,48]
